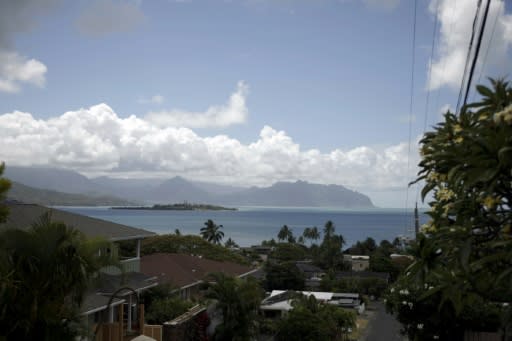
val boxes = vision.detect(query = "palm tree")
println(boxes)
[302,226,321,245]
[225,237,239,248]
[277,225,293,242]
[323,220,335,240]
[200,219,224,244]
[204,272,263,340]
[0,212,113,340]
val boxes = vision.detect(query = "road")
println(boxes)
[360,301,406,341]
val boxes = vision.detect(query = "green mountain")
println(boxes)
[7,181,136,206]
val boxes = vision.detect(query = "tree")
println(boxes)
[0,162,11,223]
[200,219,224,244]
[386,78,512,339]
[302,226,320,245]
[277,225,294,243]
[264,262,305,291]
[174,228,181,236]
[0,212,113,340]
[204,273,263,341]
[316,221,345,271]
[225,237,239,248]
[276,293,356,341]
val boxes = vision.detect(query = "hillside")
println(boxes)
[219,180,374,208]
[7,182,136,206]
[4,166,375,208]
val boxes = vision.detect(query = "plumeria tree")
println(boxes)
[386,78,512,339]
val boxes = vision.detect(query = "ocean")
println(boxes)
[58,206,429,248]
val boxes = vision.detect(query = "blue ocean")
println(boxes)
[58,206,429,247]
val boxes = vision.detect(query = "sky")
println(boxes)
[0,0,511,208]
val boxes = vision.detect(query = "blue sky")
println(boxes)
[0,0,511,207]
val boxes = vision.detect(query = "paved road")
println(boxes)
[360,302,406,341]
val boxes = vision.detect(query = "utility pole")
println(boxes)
[414,202,420,238]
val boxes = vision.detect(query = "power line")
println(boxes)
[404,0,418,237]
[473,0,499,101]
[462,0,492,109]
[416,0,441,204]
[456,0,484,114]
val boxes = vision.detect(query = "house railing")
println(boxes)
[100,258,140,275]
[143,325,163,341]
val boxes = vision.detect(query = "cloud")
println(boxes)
[0,103,420,193]
[75,0,146,37]
[0,0,53,93]
[145,81,249,128]
[428,0,512,90]
[138,94,165,105]
[0,51,47,93]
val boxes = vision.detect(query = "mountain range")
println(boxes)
[4,166,374,208]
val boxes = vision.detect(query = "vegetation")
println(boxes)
[315,220,345,271]
[141,234,248,264]
[302,226,320,245]
[386,78,512,339]
[277,225,295,243]
[200,219,225,244]
[264,262,305,291]
[0,212,114,340]
[112,202,237,211]
[0,162,11,223]
[204,273,264,341]
[142,284,194,324]
[276,294,356,341]
[8,181,135,206]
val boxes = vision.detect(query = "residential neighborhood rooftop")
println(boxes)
[141,253,256,289]
[1,202,155,241]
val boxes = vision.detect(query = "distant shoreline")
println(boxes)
[111,203,238,211]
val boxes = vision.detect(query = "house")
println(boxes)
[260,290,365,317]
[140,253,259,299]
[343,254,370,271]
[335,271,390,283]
[1,202,159,341]
[295,261,326,289]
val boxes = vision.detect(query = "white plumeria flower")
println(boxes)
[402,301,407,305]
[408,302,413,309]
[433,335,439,339]
[417,323,423,330]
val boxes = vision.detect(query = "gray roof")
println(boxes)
[81,293,124,315]
[335,271,390,281]
[95,272,158,296]
[1,202,155,241]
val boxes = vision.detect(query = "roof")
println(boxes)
[351,255,370,260]
[95,272,158,295]
[295,262,324,274]
[335,271,390,281]
[260,290,361,312]
[141,253,254,289]
[81,292,125,315]
[1,202,155,241]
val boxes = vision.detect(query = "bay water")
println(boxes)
[59,206,429,248]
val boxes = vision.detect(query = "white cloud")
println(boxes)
[145,81,249,128]
[75,0,146,37]
[0,0,53,93]
[138,94,165,105]
[0,103,420,194]
[0,50,47,93]
[428,0,512,90]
